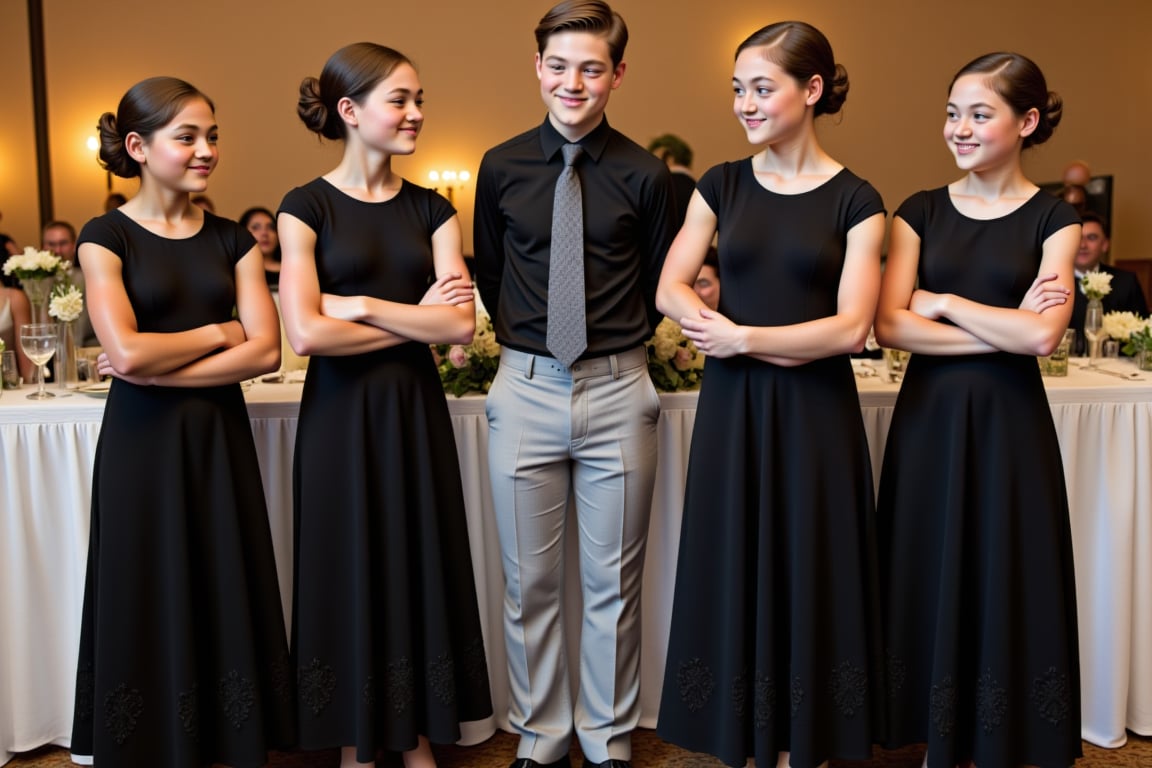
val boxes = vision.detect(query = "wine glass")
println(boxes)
[1083,301,1103,368]
[19,323,59,400]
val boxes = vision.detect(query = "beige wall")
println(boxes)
[1,0,1149,260]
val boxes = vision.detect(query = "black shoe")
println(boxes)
[582,760,631,768]
[508,756,572,768]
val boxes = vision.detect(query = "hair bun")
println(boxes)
[819,62,849,116]
[96,111,139,179]
[297,76,337,139]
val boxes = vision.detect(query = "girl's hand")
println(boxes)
[1019,272,1070,314]
[96,351,152,385]
[680,308,746,358]
[420,272,474,306]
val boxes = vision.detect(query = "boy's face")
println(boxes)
[535,30,624,142]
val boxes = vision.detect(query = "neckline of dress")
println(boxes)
[745,159,847,197]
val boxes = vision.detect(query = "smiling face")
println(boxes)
[131,97,218,193]
[536,30,624,142]
[944,74,1036,173]
[342,63,424,156]
[732,47,819,146]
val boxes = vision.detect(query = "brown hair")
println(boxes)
[97,77,215,179]
[535,0,628,67]
[298,42,414,141]
[950,52,1062,148]
[735,21,848,117]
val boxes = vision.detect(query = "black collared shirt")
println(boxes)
[474,116,676,358]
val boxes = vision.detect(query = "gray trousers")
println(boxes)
[486,346,659,764]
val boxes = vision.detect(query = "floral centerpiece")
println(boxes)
[645,317,704,392]
[49,283,84,324]
[433,310,500,397]
[3,247,67,324]
[1103,310,1152,365]
[2,246,65,282]
[1080,271,1113,300]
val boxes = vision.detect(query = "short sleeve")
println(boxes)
[278,185,324,233]
[1042,198,1081,241]
[421,184,456,235]
[894,191,931,238]
[214,215,256,266]
[696,163,728,217]
[845,177,885,231]
[77,213,129,259]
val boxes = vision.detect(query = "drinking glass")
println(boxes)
[1084,302,1103,368]
[19,323,59,400]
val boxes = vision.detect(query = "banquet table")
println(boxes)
[1,358,1150,765]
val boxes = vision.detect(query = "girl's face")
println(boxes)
[343,63,424,156]
[944,74,1036,173]
[732,48,819,146]
[246,213,278,257]
[133,98,217,192]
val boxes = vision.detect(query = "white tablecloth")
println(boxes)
[1,358,1150,764]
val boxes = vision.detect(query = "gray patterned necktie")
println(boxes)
[546,143,587,367]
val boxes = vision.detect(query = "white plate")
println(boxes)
[78,382,111,397]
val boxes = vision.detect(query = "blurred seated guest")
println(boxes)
[103,192,128,212]
[1070,210,1149,354]
[0,283,35,381]
[693,246,720,311]
[648,132,696,226]
[239,207,281,289]
[1063,159,1091,187]
[190,194,216,213]
[42,220,99,347]
[1061,184,1087,214]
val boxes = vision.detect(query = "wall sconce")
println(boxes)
[428,169,470,206]
[88,135,111,191]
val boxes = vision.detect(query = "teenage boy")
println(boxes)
[473,2,676,767]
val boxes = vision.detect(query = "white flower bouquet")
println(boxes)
[1101,310,1152,358]
[1080,271,1113,300]
[645,317,704,392]
[432,310,501,397]
[49,284,84,323]
[2,247,66,282]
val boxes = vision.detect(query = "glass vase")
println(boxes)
[56,321,79,390]
[20,276,54,324]
[1138,349,1152,372]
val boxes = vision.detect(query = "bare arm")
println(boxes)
[876,217,1078,356]
[320,214,475,345]
[679,212,886,365]
[278,213,473,357]
[655,191,717,327]
[81,241,243,377]
[113,246,282,386]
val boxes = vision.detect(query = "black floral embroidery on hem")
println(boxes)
[930,676,955,737]
[886,650,906,697]
[462,635,488,688]
[428,652,456,707]
[386,657,414,714]
[177,684,199,739]
[104,683,144,745]
[75,662,95,723]
[976,669,1007,734]
[754,672,777,729]
[1031,666,1070,726]
[678,658,714,712]
[298,658,336,716]
[731,668,748,719]
[830,660,867,718]
[270,651,292,702]
[218,670,255,730]
[790,675,804,719]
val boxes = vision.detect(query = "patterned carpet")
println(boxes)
[7,728,1151,767]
